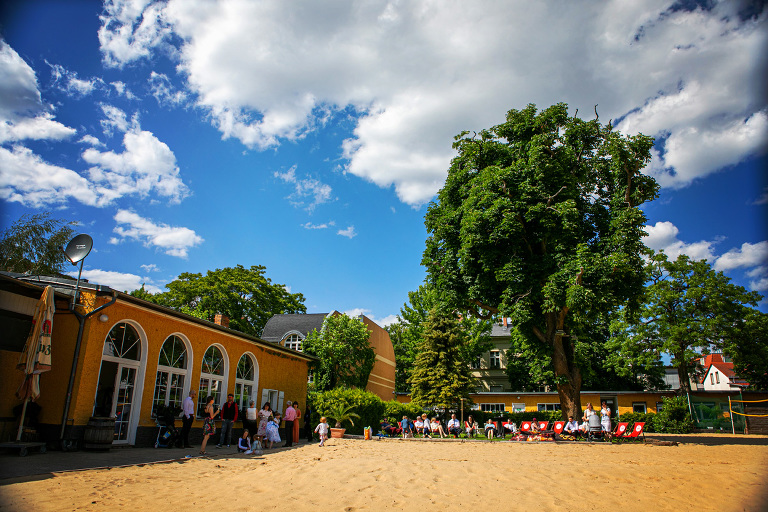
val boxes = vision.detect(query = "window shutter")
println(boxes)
[277,391,284,414]
[261,389,269,409]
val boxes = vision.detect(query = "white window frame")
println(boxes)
[234,352,259,410]
[282,331,304,352]
[537,403,561,412]
[511,403,526,413]
[151,334,191,417]
[197,344,228,417]
[632,402,647,414]
[480,403,505,413]
[489,350,501,369]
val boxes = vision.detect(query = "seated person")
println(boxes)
[464,415,477,437]
[447,414,462,438]
[380,419,400,436]
[529,418,541,433]
[414,417,424,435]
[564,416,580,436]
[484,419,497,439]
[429,418,446,438]
[502,418,517,434]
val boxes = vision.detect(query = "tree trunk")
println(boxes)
[546,310,583,420]
[676,351,692,395]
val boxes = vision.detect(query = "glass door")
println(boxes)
[113,365,137,442]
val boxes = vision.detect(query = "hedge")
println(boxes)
[309,387,385,435]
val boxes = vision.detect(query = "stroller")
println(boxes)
[154,406,180,448]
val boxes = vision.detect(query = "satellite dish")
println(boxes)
[63,234,93,265]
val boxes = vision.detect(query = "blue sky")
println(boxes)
[1,0,767,328]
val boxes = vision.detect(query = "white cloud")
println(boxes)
[72,268,162,294]
[83,111,190,203]
[337,225,357,239]
[343,308,398,327]
[0,40,42,119]
[99,103,130,135]
[0,113,76,143]
[96,0,768,205]
[643,221,717,262]
[148,71,187,107]
[274,166,333,211]
[714,241,768,271]
[302,221,335,230]
[79,134,104,147]
[112,209,203,258]
[48,62,105,97]
[110,81,137,99]
[141,263,160,272]
[746,267,768,291]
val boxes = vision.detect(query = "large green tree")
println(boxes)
[303,313,375,392]
[135,264,305,336]
[423,103,658,418]
[612,251,762,393]
[723,309,768,390]
[408,309,475,409]
[386,283,492,393]
[0,212,76,275]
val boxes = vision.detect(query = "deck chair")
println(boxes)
[553,421,565,436]
[538,421,550,432]
[623,422,646,442]
[587,415,604,441]
[611,422,629,441]
[513,421,533,441]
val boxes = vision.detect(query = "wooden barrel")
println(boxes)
[83,416,115,450]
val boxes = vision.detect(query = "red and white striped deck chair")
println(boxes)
[538,421,550,432]
[553,421,566,435]
[513,421,533,440]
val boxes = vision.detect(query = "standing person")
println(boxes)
[314,416,329,447]
[447,413,461,438]
[265,414,281,449]
[283,401,297,447]
[257,402,272,439]
[245,400,258,443]
[421,414,432,438]
[292,402,302,445]
[600,401,612,433]
[178,389,196,448]
[217,393,239,448]
[200,396,219,455]
[304,403,313,442]
[582,402,596,424]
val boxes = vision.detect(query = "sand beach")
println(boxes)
[1,434,766,512]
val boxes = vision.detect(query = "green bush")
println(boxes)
[310,387,385,435]
[384,400,425,424]
[654,396,694,434]
[616,412,657,433]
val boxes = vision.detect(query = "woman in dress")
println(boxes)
[257,402,272,439]
[600,401,612,433]
[292,402,302,445]
[582,402,596,424]
[200,396,219,455]
[265,413,281,449]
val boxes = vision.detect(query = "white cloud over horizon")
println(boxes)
[73,268,163,294]
[97,0,768,205]
[111,209,203,258]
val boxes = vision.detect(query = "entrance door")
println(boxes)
[113,365,138,442]
[600,395,618,420]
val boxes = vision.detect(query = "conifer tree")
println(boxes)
[408,309,474,409]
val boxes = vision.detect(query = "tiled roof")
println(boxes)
[260,313,329,342]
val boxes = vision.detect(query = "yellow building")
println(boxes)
[0,273,313,447]
[261,312,396,400]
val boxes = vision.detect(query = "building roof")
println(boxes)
[703,361,750,387]
[261,313,330,342]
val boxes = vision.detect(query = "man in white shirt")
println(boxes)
[446,414,461,438]
[502,418,517,434]
[564,416,580,437]
[179,389,196,448]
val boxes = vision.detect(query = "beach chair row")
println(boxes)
[512,420,646,442]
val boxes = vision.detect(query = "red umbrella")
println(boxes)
[15,286,54,441]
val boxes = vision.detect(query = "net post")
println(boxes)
[728,396,735,435]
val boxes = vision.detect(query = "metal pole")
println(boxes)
[16,398,29,442]
[728,396,735,435]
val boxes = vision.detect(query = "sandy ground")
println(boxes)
[0,434,766,512]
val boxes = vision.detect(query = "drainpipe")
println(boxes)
[59,291,117,446]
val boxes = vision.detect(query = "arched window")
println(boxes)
[103,323,141,360]
[197,345,226,417]
[283,333,303,351]
[151,335,188,417]
[234,354,257,409]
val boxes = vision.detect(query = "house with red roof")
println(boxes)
[699,353,750,391]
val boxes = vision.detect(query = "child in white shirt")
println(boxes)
[314,416,330,447]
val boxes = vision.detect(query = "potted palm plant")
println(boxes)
[326,403,360,438]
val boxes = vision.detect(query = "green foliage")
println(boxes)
[615,412,657,433]
[423,102,658,417]
[0,212,77,275]
[408,309,475,409]
[131,264,305,336]
[383,400,426,423]
[387,283,492,393]
[612,252,762,393]
[654,396,694,434]
[722,309,768,390]
[303,313,375,392]
[310,387,384,434]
